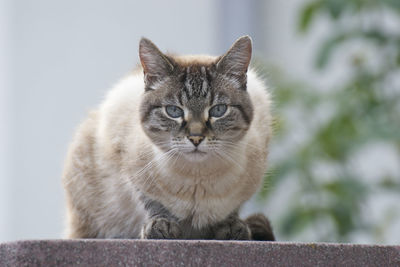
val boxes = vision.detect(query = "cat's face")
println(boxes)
[139,37,253,162]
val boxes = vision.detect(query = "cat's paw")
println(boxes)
[141,218,182,239]
[245,213,275,241]
[213,219,251,240]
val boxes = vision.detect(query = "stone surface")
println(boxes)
[0,239,399,266]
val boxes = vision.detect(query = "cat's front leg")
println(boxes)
[211,213,251,240]
[141,217,182,239]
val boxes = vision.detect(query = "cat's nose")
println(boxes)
[188,135,204,147]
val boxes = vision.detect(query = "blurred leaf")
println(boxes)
[379,177,400,191]
[281,206,319,235]
[325,0,348,19]
[315,29,391,69]
[322,177,367,199]
[298,0,323,33]
[362,29,389,44]
[382,0,400,12]
[397,56,400,67]
[315,33,347,68]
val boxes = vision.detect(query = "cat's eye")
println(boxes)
[165,105,184,118]
[209,104,228,118]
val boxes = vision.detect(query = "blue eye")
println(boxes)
[209,104,227,117]
[165,105,184,118]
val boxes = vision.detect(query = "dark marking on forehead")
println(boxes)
[182,65,213,99]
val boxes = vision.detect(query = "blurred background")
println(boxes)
[0,0,399,244]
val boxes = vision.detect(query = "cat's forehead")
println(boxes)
[159,56,238,110]
[180,65,213,99]
[171,56,216,97]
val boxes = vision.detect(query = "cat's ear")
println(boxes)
[139,38,174,88]
[216,36,252,77]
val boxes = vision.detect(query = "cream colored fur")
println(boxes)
[63,65,271,238]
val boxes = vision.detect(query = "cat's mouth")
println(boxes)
[183,148,208,161]
[187,149,207,154]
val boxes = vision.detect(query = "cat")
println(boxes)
[62,36,274,240]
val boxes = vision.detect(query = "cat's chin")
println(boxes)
[182,150,209,162]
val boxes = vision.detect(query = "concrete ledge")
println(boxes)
[0,240,399,266]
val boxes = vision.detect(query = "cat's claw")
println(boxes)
[141,218,182,239]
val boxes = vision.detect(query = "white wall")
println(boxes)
[0,0,12,242]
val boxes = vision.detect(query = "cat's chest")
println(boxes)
[147,170,244,228]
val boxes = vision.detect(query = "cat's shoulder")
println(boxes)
[99,69,144,112]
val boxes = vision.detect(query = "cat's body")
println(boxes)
[63,37,273,240]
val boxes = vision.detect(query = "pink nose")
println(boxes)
[188,135,204,147]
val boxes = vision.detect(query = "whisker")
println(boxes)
[140,149,178,189]
[123,148,178,188]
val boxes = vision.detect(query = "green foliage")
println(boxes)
[260,0,400,242]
